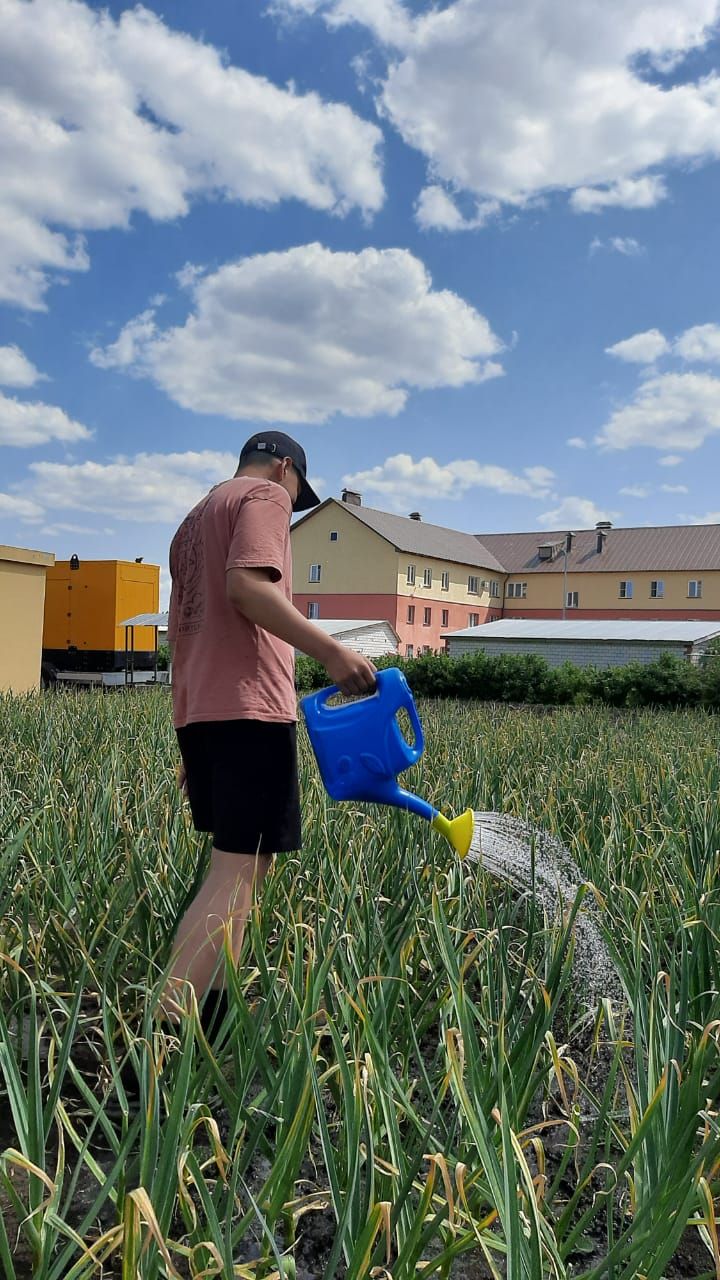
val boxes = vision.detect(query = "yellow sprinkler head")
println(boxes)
[431,808,475,859]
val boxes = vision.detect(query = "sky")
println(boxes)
[2,0,720,606]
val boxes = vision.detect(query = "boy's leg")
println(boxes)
[162,847,272,1015]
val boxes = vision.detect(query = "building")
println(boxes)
[443,619,720,668]
[478,523,720,621]
[298,617,399,658]
[291,491,504,656]
[0,543,55,693]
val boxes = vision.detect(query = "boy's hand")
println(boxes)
[324,644,377,696]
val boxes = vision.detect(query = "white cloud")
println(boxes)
[90,244,505,423]
[658,454,683,465]
[689,510,720,523]
[0,491,44,522]
[605,329,670,363]
[537,496,620,528]
[619,484,650,498]
[415,185,500,231]
[341,452,555,509]
[566,436,587,449]
[274,0,720,218]
[596,371,720,451]
[674,323,720,363]
[40,521,110,536]
[0,391,92,446]
[0,0,383,310]
[571,176,668,213]
[589,236,645,256]
[660,482,689,493]
[0,345,45,387]
[23,450,236,524]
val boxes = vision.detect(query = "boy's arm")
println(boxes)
[226,566,376,696]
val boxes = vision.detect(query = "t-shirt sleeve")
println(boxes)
[225,490,291,583]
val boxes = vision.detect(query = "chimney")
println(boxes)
[408,511,422,521]
[341,488,361,506]
[595,520,611,554]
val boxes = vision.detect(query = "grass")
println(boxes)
[0,689,719,1278]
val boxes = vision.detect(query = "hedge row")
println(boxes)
[295,649,720,708]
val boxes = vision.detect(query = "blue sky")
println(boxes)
[2,0,720,604]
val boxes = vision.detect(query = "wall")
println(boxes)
[0,545,54,692]
[291,502,398,595]
[446,637,693,668]
[503,568,720,619]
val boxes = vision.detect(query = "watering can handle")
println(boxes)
[390,694,424,768]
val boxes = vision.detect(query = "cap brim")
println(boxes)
[294,474,322,512]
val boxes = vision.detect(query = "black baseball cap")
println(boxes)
[238,431,321,512]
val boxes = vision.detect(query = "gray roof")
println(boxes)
[118,612,168,627]
[443,619,720,642]
[475,524,720,573]
[303,499,505,572]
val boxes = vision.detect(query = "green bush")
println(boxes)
[294,646,720,709]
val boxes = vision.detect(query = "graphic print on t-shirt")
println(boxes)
[170,491,214,637]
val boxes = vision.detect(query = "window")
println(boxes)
[329,531,338,542]
[423,568,432,588]
[441,571,450,591]
[422,645,432,655]
[441,609,449,627]
[650,580,664,599]
[619,580,633,599]
[406,644,414,658]
[507,582,527,599]
[423,607,432,626]
[407,604,415,624]
[468,575,480,594]
[567,591,579,609]
[309,563,321,583]
[307,602,320,619]
[406,565,416,585]
[489,580,500,598]
[468,613,480,627]
[688,579,703,598]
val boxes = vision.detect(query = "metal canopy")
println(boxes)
[118,611,169,628]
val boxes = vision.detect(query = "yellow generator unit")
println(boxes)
[43,558,160,674]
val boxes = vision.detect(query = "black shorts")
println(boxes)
[176,719,301,855]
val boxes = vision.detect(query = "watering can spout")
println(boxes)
[431,809,474,859]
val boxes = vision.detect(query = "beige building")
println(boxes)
[291,492,504,656]
[292,500,720,656]
[0,544,55,693]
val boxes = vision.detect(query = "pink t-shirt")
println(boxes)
[168,476,296,729]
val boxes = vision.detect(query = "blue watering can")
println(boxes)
[300,667,474,858]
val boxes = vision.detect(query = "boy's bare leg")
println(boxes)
[161,847,272,1017]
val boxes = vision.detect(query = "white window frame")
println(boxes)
[619,580,633,599]
[422,645,432,655]
[566,591,579,609]
[423,607,432,626]
[309,563,321,583]
[441,609,449,627]
[329,531,338,542]
[489,580,500,598]
[468,575,480,594]
[307,602,320,619]
[650,579,664,599]
[406,564,416,586]
[441,570,450,591]
[406,644,414,658]
[507,582,527,599]
[407,604,415,624]
[688,579,703,598]
[468,612,480,627]
[423,567,432,588]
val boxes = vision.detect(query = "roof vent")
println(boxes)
[537,542,558,561]
[595,521,610,554]
[596,521,612,530]
[341,489,362,506]
[408,511,422,521]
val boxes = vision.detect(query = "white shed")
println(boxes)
[298,618,399,658]
[442,619,720,668]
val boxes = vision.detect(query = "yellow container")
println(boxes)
[43,560,160,669]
